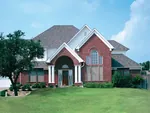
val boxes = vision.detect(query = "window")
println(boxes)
[91,50,99,64]
[86,50,103,65]
[62,64,69,69]
[28,69,44,82]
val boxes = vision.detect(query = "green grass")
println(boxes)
[0,88,150,113]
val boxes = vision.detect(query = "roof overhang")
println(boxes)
[46,43,84,63]
[77,29,114,51]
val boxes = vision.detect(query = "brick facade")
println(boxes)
[78,34,112,82]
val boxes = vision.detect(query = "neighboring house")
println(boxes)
[19,25,141,86]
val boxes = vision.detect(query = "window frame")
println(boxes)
[90,49,99,65]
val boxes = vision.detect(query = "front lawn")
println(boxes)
[0,88,150,113]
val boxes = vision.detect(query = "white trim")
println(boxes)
[75,65,78,83]
[52,65,55,83]
[78,65,81,83]
[112,51,127,55]
[78,29,114,51]
[48,65,52,83]
[67,24,92,45]
[46,43,84,63]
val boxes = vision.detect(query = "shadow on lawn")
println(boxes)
[29,87,81,96]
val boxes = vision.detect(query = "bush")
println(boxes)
[9,85,13,91]
[39,82,46,88]
[22,83,32,91]
[49,84,54,88]
[0,90,7,97]
[55,84,58,88]
[83,82,113,88]
[32,83,41,88]
[102,82,113,88]
[132,75,144,88]
[16,82,22,89]
[112,71,132,88]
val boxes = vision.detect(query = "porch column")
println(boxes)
[48,65,52,83]
[51,65,55,83]
[75,65,78,83]
[78,65,81,83]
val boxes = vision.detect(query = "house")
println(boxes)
[19,25,141,86]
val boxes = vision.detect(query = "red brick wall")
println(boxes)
[78,34,112,82]
[20,70,49,85]
[44,70,48,85]
[20,72,29,85]
[51,48,79,65]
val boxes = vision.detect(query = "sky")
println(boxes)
[0,0,150,63]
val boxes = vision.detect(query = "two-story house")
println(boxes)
[19,25,141,86]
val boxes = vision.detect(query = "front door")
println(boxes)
[63,71,68,85]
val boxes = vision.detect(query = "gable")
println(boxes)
[79,34,111,55]
[46,43,84,64]
[50,48,79,65]
[78,29,114,51]
[68,25,91,50]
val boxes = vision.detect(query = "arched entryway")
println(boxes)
[55,56,74,86]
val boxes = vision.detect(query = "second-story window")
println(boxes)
[86,49,103,65]
[91,50,99,64]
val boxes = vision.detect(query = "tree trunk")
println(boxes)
[13,83,18,96]
[9,76,18,96]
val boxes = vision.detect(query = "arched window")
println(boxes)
[91,50,99,64]
[62,64,69,69]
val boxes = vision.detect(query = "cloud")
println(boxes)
[31,22,44,29]
[111,0,150,62]
[111,0,150,44]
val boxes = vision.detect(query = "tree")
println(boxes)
[0,30,44,96]
[140,61,150,70]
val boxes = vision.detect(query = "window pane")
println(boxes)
[91,50,99,64]
[86,56,90,65]
[99,56,103,64]
[38,76,44,82]
[30,76,36,82]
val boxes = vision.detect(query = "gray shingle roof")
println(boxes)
[33,25,79,48]
[34,61,48,70]
[32,25,129,51]
[112,54,141,69]
[108,40,129,51]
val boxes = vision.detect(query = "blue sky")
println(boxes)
[0,0,150,63]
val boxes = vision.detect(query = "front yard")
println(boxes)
[0,88,150,113]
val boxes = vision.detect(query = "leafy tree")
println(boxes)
[0,30,44,96]
[140,61,150,70]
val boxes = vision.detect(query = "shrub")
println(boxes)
[22,83,32,91]
[112,71,132,88]
[32,83,41,88]
[39,82,46,88]
[9,85,13,91]
[132,75,144,88]
[55,84,58,88]
[16,82,22,89]
[49,84,54,88]
[102,82,113,88]
[0,90,7,97]
[83,82,113,88]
